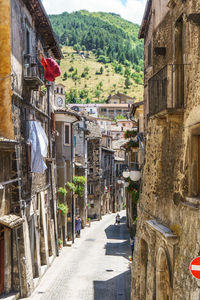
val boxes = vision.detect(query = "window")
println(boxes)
[64,123,70,145]
[101,108,106,112]
[90,109,93,114]
[25,28,30,54]
[148,40,152,67]
[89,168,93,174]
[57,87,59,93]
[175,16,184,107]
[61,88,63,94]
[88,183,94,194]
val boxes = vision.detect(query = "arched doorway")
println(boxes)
[156,247,171,300]
[140,239,148,299]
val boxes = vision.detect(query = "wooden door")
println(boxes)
[0,227,4,294]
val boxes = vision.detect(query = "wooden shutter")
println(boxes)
[65,125,70,144]
[51,112,55,133]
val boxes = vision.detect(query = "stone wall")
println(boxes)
[132,1,200,299]
[87,139,101,219]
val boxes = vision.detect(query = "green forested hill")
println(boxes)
[49,11,144,103]
[49,11,143,70]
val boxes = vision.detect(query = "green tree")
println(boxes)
[124,67,131,78]
[63,71,67,80]
[125,77,131,89]
[66,89,79,103]
[95,89,101,100]
[73,43,81,53]
[100,66,104,74]
[69,66,74,72]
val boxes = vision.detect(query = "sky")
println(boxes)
[42,0,146,25]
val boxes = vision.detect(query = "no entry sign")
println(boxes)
[190,257,200,279]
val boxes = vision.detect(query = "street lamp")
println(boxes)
[129,170,141,181]
[122,170,130,178]
[117,180,122,184]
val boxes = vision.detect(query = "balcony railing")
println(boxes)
[24,54,44,86]
[148,64,185,116]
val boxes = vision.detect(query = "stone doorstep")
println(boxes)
[66,240,73,247]
[0,292,20,300]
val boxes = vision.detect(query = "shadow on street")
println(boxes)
[93,270,131,300]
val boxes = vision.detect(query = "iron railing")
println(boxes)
[148,64,185,116]
[24,54,44,84]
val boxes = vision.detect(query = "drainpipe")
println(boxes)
[83,118,88,226]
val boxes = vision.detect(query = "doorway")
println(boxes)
[0,226,4,294]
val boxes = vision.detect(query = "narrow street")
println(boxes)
[24,211,131,300]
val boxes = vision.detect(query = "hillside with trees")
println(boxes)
[49,11,144,103]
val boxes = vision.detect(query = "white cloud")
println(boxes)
[42,0,146,25]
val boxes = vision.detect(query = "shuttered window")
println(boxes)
[51,112,55,132]
[64,124,70,145]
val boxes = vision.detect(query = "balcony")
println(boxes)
[24,54,44,87]
[148,64,185,117]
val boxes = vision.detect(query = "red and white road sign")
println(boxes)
[190,257,200,279]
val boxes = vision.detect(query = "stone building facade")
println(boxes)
[87,121,102,220]
[55,108,81,243]
[0,0,62,297]
[100,134,115,214]
[132,1,200,299]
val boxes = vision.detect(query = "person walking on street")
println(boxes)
[115,213,120,225]
[75,215,82,237]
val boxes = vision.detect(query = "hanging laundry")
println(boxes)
[28,121,48,173]
[41,57,61,81]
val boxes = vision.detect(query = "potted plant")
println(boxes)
[58,187,67,197]
[40,85,47,96]
[58,239,63,249]
[87,217,91,227]
[57,203,68,216]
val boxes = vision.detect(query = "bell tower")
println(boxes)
[55,84,65,108]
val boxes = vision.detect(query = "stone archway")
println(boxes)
[140,239,148,299]
[156,247,171,300]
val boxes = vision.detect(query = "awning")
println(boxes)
[0,214,24,229]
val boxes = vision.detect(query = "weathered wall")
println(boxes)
[132,0,200,299]
[87,139,101,219]
[0,0,14,139]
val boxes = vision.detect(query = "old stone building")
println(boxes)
[87,120,102,220]
[55,107,81,243]
[132,1,200,299]
[107,92,134,104]
[0,0,62,297]
[100,133,115,214]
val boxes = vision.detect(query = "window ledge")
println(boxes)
[182,196,200,210]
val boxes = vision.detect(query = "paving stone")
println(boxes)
[22,211,131,300]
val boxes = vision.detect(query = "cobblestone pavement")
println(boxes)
[23,211,131,300]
